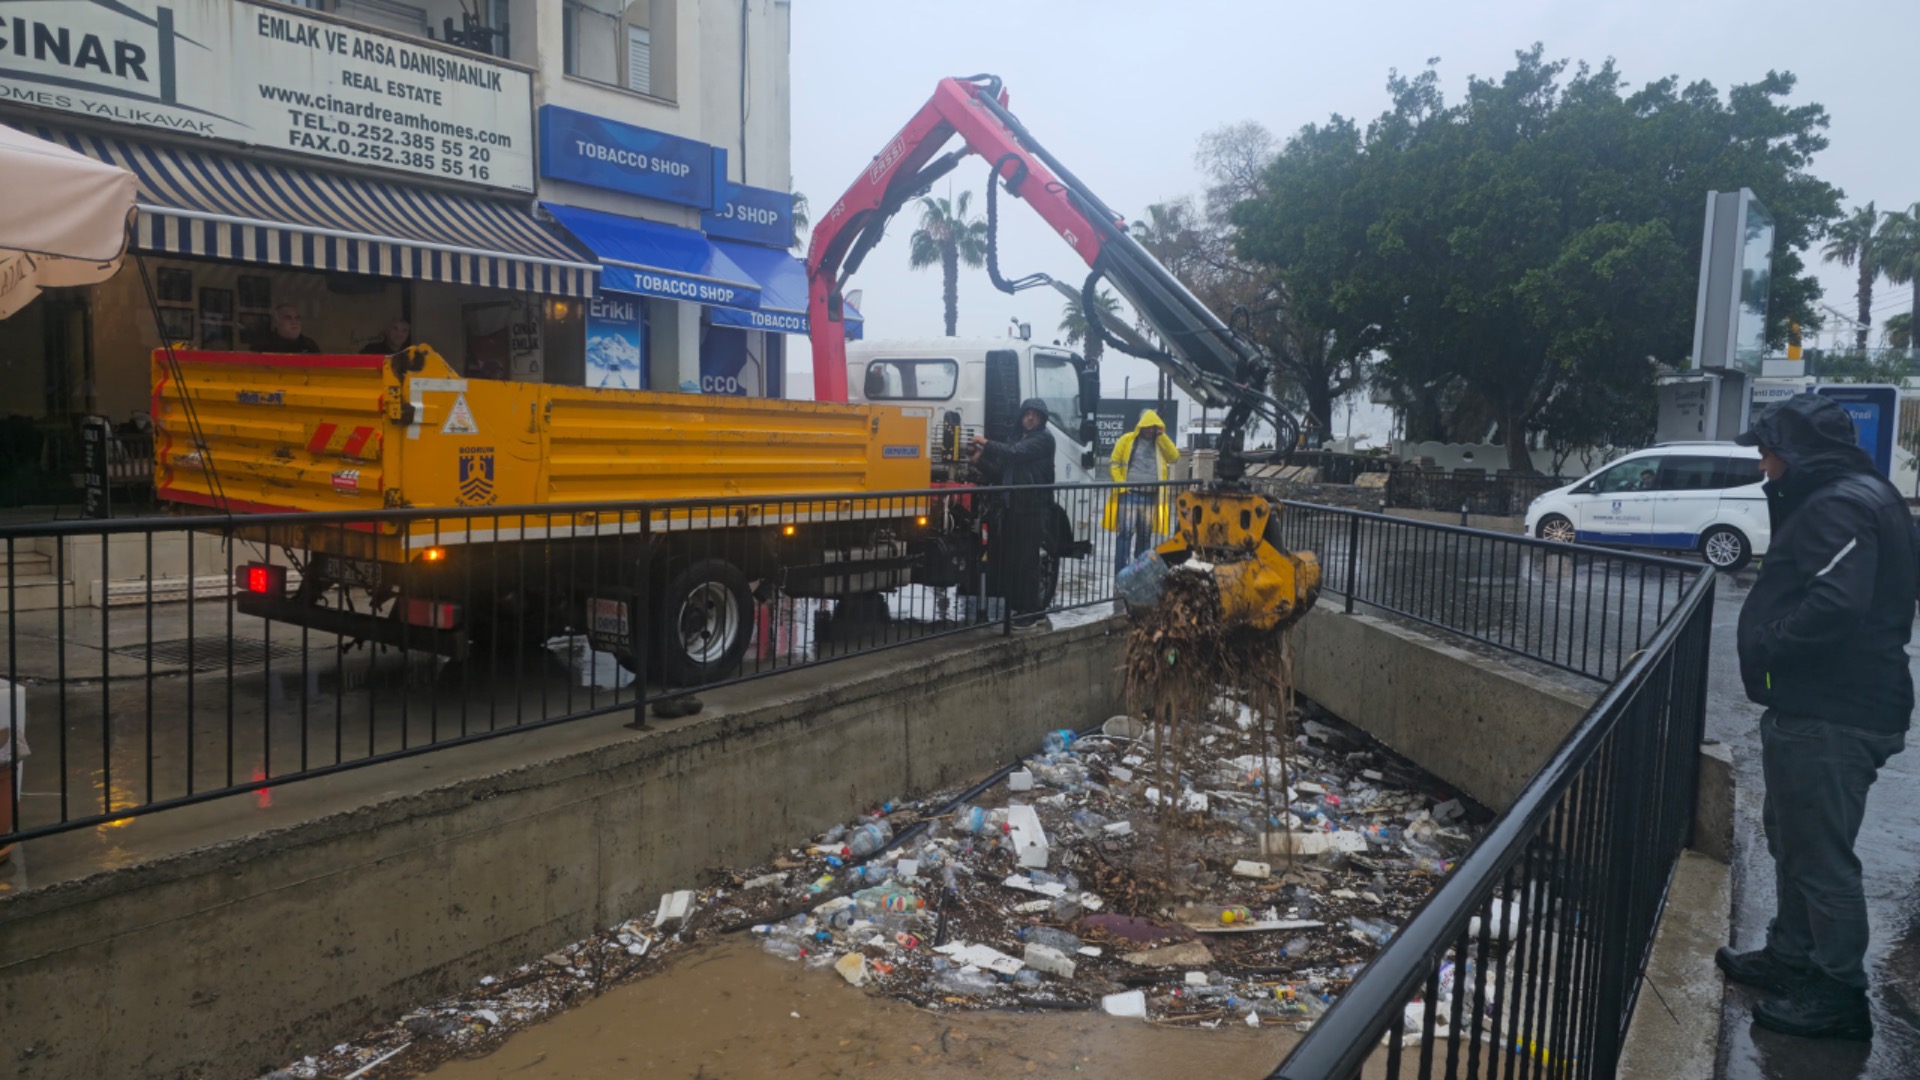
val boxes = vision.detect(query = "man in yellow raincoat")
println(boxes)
[1105,409,1180,574]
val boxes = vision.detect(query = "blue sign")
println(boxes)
[703,177,794,251]
[1814,384,1899,478]
[700,326,753,396]
[539,105,712,208]
[585,294,647,390]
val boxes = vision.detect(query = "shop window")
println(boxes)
[564,0,674,100]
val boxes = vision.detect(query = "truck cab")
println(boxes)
[845,339,1102,486]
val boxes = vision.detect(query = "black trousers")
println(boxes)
[988,497,1048,617]
[1760,709,1905,989]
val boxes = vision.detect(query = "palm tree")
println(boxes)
[1058,288,1122,368]
[1876,203,1920,352]
[1822,203,1884,350]
[1885,313,1912,351]
[908,192,989,336]
[790,192,810,252]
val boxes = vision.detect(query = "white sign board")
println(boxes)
[0,0,534,191]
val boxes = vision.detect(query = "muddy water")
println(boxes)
[426,940,1297,1079]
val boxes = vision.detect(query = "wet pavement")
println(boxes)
[1709,571,1920,1078]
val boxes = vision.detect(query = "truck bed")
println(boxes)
[151,347,933,561]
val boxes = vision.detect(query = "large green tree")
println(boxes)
[908,192,989,336]
[1234,47,1842,471]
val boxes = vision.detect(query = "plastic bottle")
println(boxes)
[1348,915,1396,944]
[1021,926,1084,953]
[822,823,848,844]
[1042,729,1077,755]
[1049,894,1086,923]
[762,937,805,961]
[941,865,960,894]
[806,873,836,893]
[956,799,990,834]
[853,880,922,914]
[847,820,894,858]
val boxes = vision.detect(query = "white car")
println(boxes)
[1524,443,1770,570]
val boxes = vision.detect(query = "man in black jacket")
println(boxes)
[970,398,1057,628]
[1716,393,1916,1042]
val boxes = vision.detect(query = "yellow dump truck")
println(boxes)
[151,346,1080,683]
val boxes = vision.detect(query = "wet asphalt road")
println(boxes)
[1709,571,1920,1078]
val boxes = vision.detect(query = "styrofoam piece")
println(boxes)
[1002,873,1068,898]
[1109,765,1135,783]
[1185,971,1209,987]
[1102,989,1148,1018]
[1005,804,1050,869]
[1232,860,1272,880]
[834,952,868,986]
[1023,943,1076,979]
[1104,820,1134,837]
[653,889,695,928]
[935,942,1024,975]
[1007,768,1034,792]
[896,859,920,880]
[1189,918,1325,935]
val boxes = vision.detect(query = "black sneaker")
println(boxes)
[1752,979,1873,1042]
[1716,946,1813,995]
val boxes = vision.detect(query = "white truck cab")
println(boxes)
[846,339,1103,486]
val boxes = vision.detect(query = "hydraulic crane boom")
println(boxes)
[806,75,1319,631]
[805,74,1299,481]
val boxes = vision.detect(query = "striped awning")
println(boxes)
[15,124,597,297]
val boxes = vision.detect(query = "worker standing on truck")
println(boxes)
[1104,409,1179,575]
[970,398,1056,629]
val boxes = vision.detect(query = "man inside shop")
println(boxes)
[360,320,412,356]
[250,305,321,354]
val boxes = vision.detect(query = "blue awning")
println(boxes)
[542,202,759,311]
[17,123,598,297]
[707,239,863,338]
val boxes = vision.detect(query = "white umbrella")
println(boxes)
[0,126,137,320]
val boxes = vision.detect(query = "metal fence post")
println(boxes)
[1343,511,1360,614]
[630,507,652,729]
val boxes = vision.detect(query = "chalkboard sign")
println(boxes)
[80,417,112,519]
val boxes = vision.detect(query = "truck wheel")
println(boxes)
[655,559,752,686]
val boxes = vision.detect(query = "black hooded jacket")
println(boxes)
[976,397,1057,499]
[1735,394,1917,732]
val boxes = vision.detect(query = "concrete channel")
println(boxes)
[0,588,1742,1079]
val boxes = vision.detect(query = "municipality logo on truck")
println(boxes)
[0,0,534,191]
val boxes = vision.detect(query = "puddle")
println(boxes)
[424,938,1295,1079]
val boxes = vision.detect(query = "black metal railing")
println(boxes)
[1286,451,1394,486]
[1271,566,1716,1079]
[1274,502,1702,682]
[0,481,1193,845]
[1386,468,1574,517]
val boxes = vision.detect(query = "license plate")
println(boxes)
[318,555,382,589]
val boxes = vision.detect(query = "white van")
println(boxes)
[1524,443,1769,570]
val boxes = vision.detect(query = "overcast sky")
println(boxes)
[786,0,1920,417]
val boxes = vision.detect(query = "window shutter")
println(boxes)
[627,26,652,94]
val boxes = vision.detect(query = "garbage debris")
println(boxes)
[265,696,1485,1078]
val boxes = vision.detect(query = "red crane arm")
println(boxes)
[804,76,1110,403]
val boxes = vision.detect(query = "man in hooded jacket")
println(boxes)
[970,398,1057,627]
[1105,409,1180,574]
[1716,393,1917,1041]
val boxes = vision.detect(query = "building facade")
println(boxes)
[0,0,808,463]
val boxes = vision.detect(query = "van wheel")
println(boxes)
[1700,526,1752,571]
[1536,514,1576,544]
[655,559,753,686]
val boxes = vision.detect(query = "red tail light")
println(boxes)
[403,597,461,630]
[236,563,286,597]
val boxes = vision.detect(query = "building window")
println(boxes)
[270,1,510,57]
[564,1,672,99]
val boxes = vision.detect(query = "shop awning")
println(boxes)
[541,202,759,311]
[16,124,597,297]
[707,239,863,339]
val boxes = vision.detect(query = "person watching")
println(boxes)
[251,305,320,354]
[360,319,412,356]
[969,398,1057,629]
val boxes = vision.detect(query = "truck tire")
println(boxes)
[655,559,753,686]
